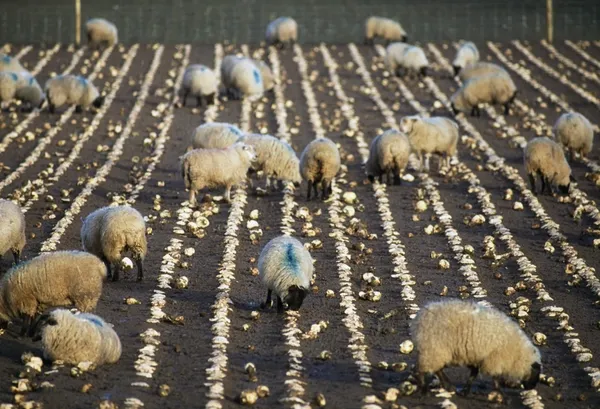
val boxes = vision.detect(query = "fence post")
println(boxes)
[75,0,81,45]
[546,0,553,43]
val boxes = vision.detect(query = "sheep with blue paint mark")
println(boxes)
[452,42,480,76]
[259,235,313,313]
[0,71,45,110]
[31,309,122,365]
[182,64,218,107]
[0,53,25,73]
[45,74,104,113]
[190,122,245,150]
[227,58,264,100]
[0,71,20,108]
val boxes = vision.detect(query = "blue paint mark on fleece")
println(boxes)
[77,76,88,86]
[83,316,104,327]
[284,243,300,276]
[229,125,242,136]
[9,72,18,82]
[253,69,261,85]
[1,55,10,64]
[28,76,35,85]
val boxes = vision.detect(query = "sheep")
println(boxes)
[365,129,411,185]
[524,137,573,196]
[450,73,518,117]
[400,45,429,78]
[412,299,542,395]
[190,122,244,150]
[0,71,45,111]
[85,18,118,50]
[30,309,121,366]
[452,41,480,76]
[81,205,147,282]
[552,112,594,161]
[364,16,407,45]
[241,133,302,189]
[0,250,106,336]
[458,61,509,82]
[180,142,257,205]
[253,59,274,92]
[220,55,244,94]
[0,71,19,109]
[45,74,104,113]
[227,59,264,100]
[299,137,341,201]
[0,53,25,73]
[384,42,410,77]
[0,199,26,265]
[258,235,313,313]
[400,115,458,171]
[265,17,298,49]
[181,64,218,107]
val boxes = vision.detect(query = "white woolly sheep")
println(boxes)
[253,59,274,92]
[81,205,147,282]
[364,16,407,45]
[452,41,480,76]
[190,122,244,150]
[400,115,459,171]
[0,53,25,73]
[524,137,573,196]
[31,309,121,365]
[85,18,118,50]
[0,199,25,265]
[45,74,104,113]
[0,71,19,109]
[221,55,243,92]
[265,17,298,49]
[458,61,509,82]
[552,111,594,161]
[365,129,411,185]
[182,64,218,107]
[180,142,257,205]
[241,133,302,189]
[412,299,542,395]
[0,71,45,111]
[451,73,518,117]
[227,59,264,100]
[300,137,341,201]
[259,235,313,312]
[384,42,410,77]
[0,250,106,336]
[399,45,429,78]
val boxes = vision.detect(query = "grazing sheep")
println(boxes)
[365,129,411,185]
[220,55,243,93]
[241,133,302,188]
[0,71,44,110]
[450,73,518,117]
[300,137,341,201]
[364,16,407,45]
[0,53,25,73]
[400,115,459,171]
[259,235,313,312]
[524,137,573,196]
[180,142,257,205]
[228,59,264,100]
[458,61,509,82]
[384,42,411,76]
[452,41,480,76]
[190,122,244,150]
[31,309,121,365]
[552,112,594,161]
[0,199,26,265]
[400,45,429,78]
[81,206,147,282]
[85,18,118,49]
[265,17,298,48]
[0,251,106,336]
[253,60,274,92]
[182,64,218,107]
[412,299,542,395]
[45,74,104,113]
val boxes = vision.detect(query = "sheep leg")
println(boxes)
[546,178,555,196]
[134,255,144,281]
[386,170,393,186]
[112,264,120,282]
[11,249,20,265]
[206,93,215,105]
[48,101,55,114]
[539,173,548,195]
[569,149,575,162]
[189,189,197,207]
[306,180,313,200]
[528,173,537,195]
[460,365,479,396]
[75,105,83,114]
[261,289,273,309]
[424,154,431,172]
[417,372,429,395]
[276,296,285,313]
[378,174,384,184]
[20,314,33,337]
[196,96,203,107]
[394,172,402,185]
[321,180,328,200]
[224,185,232,203]
[503,102,510,116]
[182,90,188,106]
[436,369,454,391]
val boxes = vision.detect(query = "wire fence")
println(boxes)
[1,0,599,44]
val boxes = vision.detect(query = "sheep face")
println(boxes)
[522,362,542,390]
[240,144,257,163]
[400,116,419,134]
[283,284,307,311]
[93,95,104,108]
[453,65,461,76]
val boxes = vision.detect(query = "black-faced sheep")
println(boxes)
[524,137,573,196]
[259,235,313,312]
[81,205,147,282]
[365,129,411,185]
[299,138,341,201]
[452,41,480,76]
[412,299,542,395]
[45,74,104,113]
